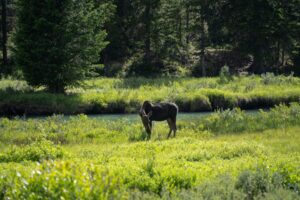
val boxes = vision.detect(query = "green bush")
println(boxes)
[0,140,63,162]
[200,103,300,134]
[260,188,300,200]
[166,168,299,200]
[0,162,123,200]
[219,65,232,84]
[236,170,272,199]
[235,168,300,200]
[176,176,245,200]
[1,166,298,200]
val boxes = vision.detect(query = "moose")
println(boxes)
[139,101,178,139]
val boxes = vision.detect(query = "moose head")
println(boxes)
[139,109,152,135]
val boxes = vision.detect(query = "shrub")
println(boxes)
[236,170,272,199]
[261,73,278,85]
[0,162,123,199]
[176,176,245,200]
[259,188,300,200]
[199,103,300,134]
[219,65,232,84]
[0,140,63,162]
[173,166,299,200]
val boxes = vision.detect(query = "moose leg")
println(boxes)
[171,117,177,137]
[148,121,152,140]
[149,120,152,131]
[167,119,173,139]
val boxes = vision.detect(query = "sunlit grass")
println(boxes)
[1,75,300,115]
[0,104,299,198]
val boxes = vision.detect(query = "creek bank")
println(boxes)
[0,94,297,117]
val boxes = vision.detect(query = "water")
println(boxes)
[21,110,261,121]
[88,112,213,122]
[88,110,260,122]
[22,112,213,121]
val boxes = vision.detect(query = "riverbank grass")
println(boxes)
[1,74,300,115]
[0,104,299,199]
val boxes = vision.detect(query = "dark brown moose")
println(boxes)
[139,101,178,139]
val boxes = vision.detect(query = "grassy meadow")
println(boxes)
[1,73,300,115]
[3,0,300,198]
[0,104,299,199]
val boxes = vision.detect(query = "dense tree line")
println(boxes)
[101,0,300,76]
[0,0,300,92]
[0,0,15,73]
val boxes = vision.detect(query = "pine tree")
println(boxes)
[14,0,110,92]
[1,0,16,74]
[1,0,8,68]
[221,0,300,73]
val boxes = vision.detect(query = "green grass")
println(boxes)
[0,104,299,199]
[1,74,300,115]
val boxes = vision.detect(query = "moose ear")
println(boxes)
[147,111,153,118]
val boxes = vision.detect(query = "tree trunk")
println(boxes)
[185,5,190,46]
[253,49,265,74]
[49,84,65,94]
[1,0,8,69]
[277,42,280,66]
[281,48,285,66]
[185,5,190,66]
[178,12,182,44]
[144,1,151,65]
[200,8,206,77]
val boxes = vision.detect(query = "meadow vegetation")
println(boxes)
[0,104,299,199]
[1,1,299,198]
[1,74,300,115]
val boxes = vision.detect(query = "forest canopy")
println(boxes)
[0,0,300,91]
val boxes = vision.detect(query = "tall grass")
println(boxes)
[0,102,300,199]
[1,75,300,115]
[1,103,300,145]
